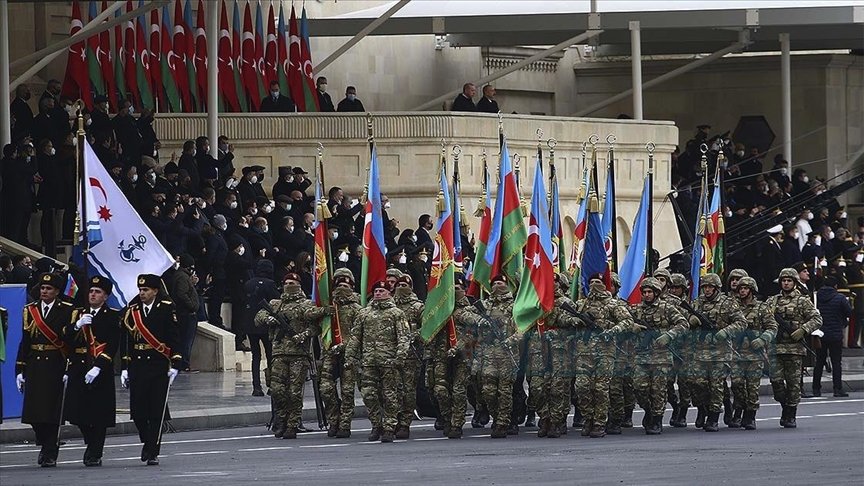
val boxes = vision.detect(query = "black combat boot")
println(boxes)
[435,417,446,430]
[380,430,395,443]
[327,424,338,437]
[479,409,491,426]
[784,406,797,428]
[537,418,549,438]
[395,425,410,439]
[695,407,707,429]
[335,429,351,438]
[507,424,519,435]
[580,420,592,436]
[645,413,659,435]
[282,428,297,439]
[589,424,606,438]
[672,405,688,427]
[546,422,561,438]
[490,424,507,438]
[779,405,789,427]
[273,424,286,439]
[641,409,651,429]
[742,410,757,430]
[558,424,569,436]
[834,390,849,397]
[621,408,634,428]
[447,427,463,439]
[728,409,743,428]
[471,413,483,428]
[524,410,536,428]
[606,419,622,435]
[723,397,733,426]
[703,412,720,432]
[367,427,382,442]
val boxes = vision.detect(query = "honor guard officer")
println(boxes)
[65,276,121,466]
[15,273,74,467]
[121,274,182,465]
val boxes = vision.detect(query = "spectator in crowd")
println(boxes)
[260,80,296,112]
[477,84,500,113]
[113,100,143,165]
[203,216,229,330]
[1,143,37,245]
[781,224,803,267]
[32,97,69,149]
[10,85,34,143]
[88,95,112,142]
[178,141,200,190]
[286,167,311,196]
[791,168,811,197]
[170,254,200,372]
[195,136,220,184]
[244,259,278,396]
[40,79,62,107]
[225,233,253,352]
[757,224,785,295]
[35,138,65,257]
[451,83,476,112]
[814,276,852,397]
[271,166,294,201]
[138,108,160,159]
[415,214,433,247]
[216,135,235,185]
[5,255,33,284]
[336,86,365,112]
[316,76,335,112]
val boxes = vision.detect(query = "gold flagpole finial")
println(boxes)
[475,149,488,217]
[646,142,656,175]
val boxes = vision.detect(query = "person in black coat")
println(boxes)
[336,86,365,112]
[316,77,335,112]
[195,136,220,184]
[65,276,121,467]
[814,276,852,397]
[757,226,785,296]
[15,273,75,467]
[32,97,70,150]
[225,234,253,351]
[476,84,500,114]
[169,254,200,371]
[243,259,279,395]
[1,145,38,245]
[36,139,64,257]
[780,225,803,268]
[203,218,229,330]
[177,140,200,190]
[451,83,477,112]
[260,80,296,112]
[138,109,160,160]
[88,95,113,143]
[415,215,433,247]
[10,85,34,143]
[113,101,144,165]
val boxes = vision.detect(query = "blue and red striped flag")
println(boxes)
[360,146,387,305]
[568,167,591,300]
[549,160,565,274]
[600,162,615,271]
[619,177,650,304]
[580,197,609,295]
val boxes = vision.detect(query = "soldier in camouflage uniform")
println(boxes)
[731,277,778,430]
[665,273,693,427]
[688,273,747,432]
[344,280,411,442]
[573,275,634,438]
[476,275,521,439]
[427,277,484,439]
[628,278,690,434]
[653,268,682,422]
[765,268,822,428]
[386,268,403,289]
[392,275,424,438]
[320,269,362,438]
[720,268,749,424]
[608,272,636,433]
[255,273,332,439]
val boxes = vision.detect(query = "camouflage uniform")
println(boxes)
[732,277,778,429]
[573,279,634,438]
[765,268,822,427]
[344,296,410,440]
[255,285,330,439]
[393,286,424,435]
[476,288,519,438]
[320,282,362,437]
[689,273,747,432]
[608,273,636,430]
[628,278,690,434]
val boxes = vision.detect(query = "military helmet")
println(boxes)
[640,277,664,293]
[737,276,759,293]
[386,268,403,278]
[653,268,672,281]
[554,272,570,290]
[778,268,798,280]
[700,273,722,288]
[333,267,355,284]
[727,268,749,282]
[669,273,688,287]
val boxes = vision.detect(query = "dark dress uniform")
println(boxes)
[14,273,74,466]
[120,275,182,464]
[64,277,121,465]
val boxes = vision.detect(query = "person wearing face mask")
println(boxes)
[10,85,34,143]
[216,135,236,186]
[35,139,63,257]
[415,215,434,247]
[226,234,254,352]
[781,225,803,267]
[407,246,431,301]
[112,101,143,165]
[272,167,295,201]
[214,192,242,226]
[391,275,425,439]
[791,168,811,197]
[244,259,279,396]
[168,255,201,373]
[194,136,220,186]
[2,144,39,245]
[285,166,312,197]
[801,231,826,266]
[757,225,786,296]
[337,86,365,112]
[237,166,262,210]
[316,76,335,112]
[794,209,814,250]
[247,217,274,259]
[260,80,296,113]
[202,216,229,330]
[177,140,201,190]
[769,157,791,189]
[87,95,113,142]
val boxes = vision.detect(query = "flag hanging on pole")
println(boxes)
[568,166,591,300]
[288,5,303,108]
[134,0,154,110]
[183,0,200,111]
[549,156,565,274]
[299,6,319,111]
[254,0,268,103]
[231,0,248,111]
[360,146,387,306]
[600,160,616,274]
[490,139,527,288]
[111,3,128,107]
[193,0,208,110]
[690,169,710,300]
[241,2,261,111]
[452,156,464,273]
[149,7,164,110]
[276,3,290,97]
[264,2,278,88]
[121,2,141,108]
[61,0,93,109]
[312,170,334,349]
[704,160,726,277]
[580,194,609,295]
[97,1,117,109]
[513,154,555,333]
[217,0,240,112]
[87,1,106,100]
[420,155,456,342]
[170,0,192,112]
[619,177,651,304]
[468,157,493,297]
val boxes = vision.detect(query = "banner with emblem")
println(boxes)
[77,142,174,306]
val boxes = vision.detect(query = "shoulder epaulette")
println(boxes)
[161,300,173,305]
[109,307,121,312]
[59,301,73,307]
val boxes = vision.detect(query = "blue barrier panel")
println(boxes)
[1,284,27,420]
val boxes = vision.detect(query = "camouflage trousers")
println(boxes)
[770,354,803,407]
[527,348,572,427]
[573,353,614,428]
[667,354,690,407]
[731,360,764,411]
[480,361,515,428]
[431,356,470,429]
[609,357,636,424]
[634,363,672,417]
[359,365,401,432]
[690,361,728,414]
[396,358,419,428]
[320,351,356,431]
[270,355,309,432]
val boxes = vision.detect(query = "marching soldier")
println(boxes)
[727,269,748,297]
[666,273,693,427]
[320,269,362,438]
[65,276,121,466]
[345,280,410,443]
[15,273,74,467]
[629,278,689,435]
[255,273,330,439]
[732,277,778,430]
[766,268,823,428]
[687,273,747,432]
[573,274,633,438]
[120,274,182,465]
[392,274,424,439]
[608,271,636,430]
[720,268,750,424]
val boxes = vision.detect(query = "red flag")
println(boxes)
[98,1,118,110]
[218,0,241,112]
[299,7,319,111]
[241,2,260,111]
[149,8,164,110]
[194,0,208,110]
[287,6,303,109]
[61,0,92,108]
[264,3,277,87]
[170,0,192,111]
[122,1,140,107]
[134,2,154,110]
[254,1,267,99]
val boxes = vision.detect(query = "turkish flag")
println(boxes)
[98,1,118,110]
[218,0,241,112]
[122,1,140,107]
[194,0,208,110]
[61,0,92,108]
[149,8,164,110]
[241,2,260,111]
[264,3,277,88]
[287,5,303,109]
[171,0,192,111]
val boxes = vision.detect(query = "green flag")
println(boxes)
[420,157,456,342]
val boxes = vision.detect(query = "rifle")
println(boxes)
[261,299,298,343]
[557,300,627,355]
[678,300,743,358]
[773,311,818,359]
[471,301,518,368]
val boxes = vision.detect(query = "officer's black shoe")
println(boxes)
[367,427,382,442]
[833,390,849,397]
[783,407,797,428]
[41,457,57,468]
[84,457,102,467]
[506,424,519,435]
[447,428,463,439]
[703,412,720,432]
[37,450,45,465]
[379,431,395,443]
[621,408,634,428]
[335,429,351,438]
[728,408,743,428]
[742,410,757,430]
[146,457,159,466]
[434,417,445,430]
[252,387,265,397]
[695,407,707,429]
[140,445,149,462]
[812,387,821,397]
[779,405,789,427]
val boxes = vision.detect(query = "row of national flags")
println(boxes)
[62,0,319,113]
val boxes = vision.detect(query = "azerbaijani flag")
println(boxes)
[312,172,335,348]
[568,166,591,300]
[360,146,387,305]
[619,177,650,304]
[704,163,725,278]
[549,159,565,274]
[420,159,456,342]
[600,160,616,272]
[513,155,555,333]
[690,173,710,300]
[64,274,79,299]
[580,195,609,295]
[468,158,493,297]
[452,158,464,272]
[488,139,526,288]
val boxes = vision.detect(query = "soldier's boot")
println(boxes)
[654,414,664,434]
[784,407,797,428]
[728,408,743,428]
[524,410,536,428]
[447,427,463,439]
[273,424,287,439]
[380,430,395,443]
[621,408,634,428]
[434,417,446,430]
[742,410,757,430]
[479,409,491,426]
[507,424,519,435]
[490,424,508,438]
[703,412,720,432]
[572,413,584,429]
[537,418,549,438]
[606,418,622,435]
[589,424,606,438]
[394,425,410,440]
[471,413,483,428]
[367,427,382,442]
[695,407,707,429]
[546,422,561,438]
[672,405,688,428]
[723,397,734,426]
[779,405,789,427]
[558,424,568,435]
[335,429,352,438]
[443,424,452,437]
[282,428,298,439]
[327,424,338,437]
[643,412,656,435]
[580,416,593,436]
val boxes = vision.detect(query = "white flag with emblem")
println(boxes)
[77,142,174,306]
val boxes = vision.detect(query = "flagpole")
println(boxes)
[362,113,373,204]
[716,145,728,280]
[589,134,600,198]
[75,100,89,277]
[646,142,655,275]
[607,134,619,272]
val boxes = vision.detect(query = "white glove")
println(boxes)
[16,373,25,393]
[84,366,101,385]
[62,374,68,384]
[812,329,825,338]
[75,314,93,329]
[168,367,179,385]
[121,369,129,388]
